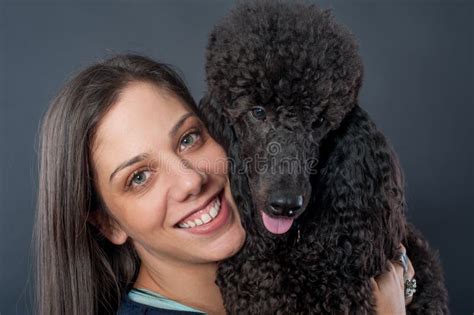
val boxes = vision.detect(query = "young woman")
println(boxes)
[35,54,413,315]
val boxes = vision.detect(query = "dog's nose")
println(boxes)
[269,193,303,217]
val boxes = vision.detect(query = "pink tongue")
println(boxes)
[261,211,294,234]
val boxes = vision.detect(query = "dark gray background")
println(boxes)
[1,0,472,314]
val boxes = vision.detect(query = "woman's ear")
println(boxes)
[88,210,128,245]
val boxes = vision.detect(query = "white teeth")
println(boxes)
[211,198,221,218]
[178,196,222,229]
[201,213,212,223]
[209,206,218,218]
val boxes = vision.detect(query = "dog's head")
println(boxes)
[202,0,363,236]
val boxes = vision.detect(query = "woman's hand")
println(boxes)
[371,245,415,315]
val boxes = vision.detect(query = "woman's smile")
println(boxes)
[175,189,234,235]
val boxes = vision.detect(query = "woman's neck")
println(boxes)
[134,255,226,315]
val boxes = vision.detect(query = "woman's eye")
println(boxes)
[179,131,201,152]
[251,107,266,121]
[127,170,151,189]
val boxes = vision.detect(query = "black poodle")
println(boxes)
[199,1,448,314]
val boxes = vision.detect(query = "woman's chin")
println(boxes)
[204,223,245,262]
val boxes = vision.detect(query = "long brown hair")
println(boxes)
[34,54,198,315]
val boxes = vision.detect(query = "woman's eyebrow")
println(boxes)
[109,153,149,183]
[169,112,196,138]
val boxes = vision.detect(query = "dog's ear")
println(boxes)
[199,92,236,153]
[199,93,254,230]
[317,105,406,273]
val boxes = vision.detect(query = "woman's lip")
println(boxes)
[176,190,231,235]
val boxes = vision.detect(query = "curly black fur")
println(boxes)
[199,1,449,314]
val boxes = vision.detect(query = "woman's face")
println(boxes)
[91,81,245,266]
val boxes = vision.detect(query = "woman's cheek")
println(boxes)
[121,195,166,233]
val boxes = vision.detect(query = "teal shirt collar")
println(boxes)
[128,288,206,314]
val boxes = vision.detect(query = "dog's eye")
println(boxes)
[251,107,266,121]
[312,116,325,129]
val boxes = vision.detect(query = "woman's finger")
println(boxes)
[405,253,415,281]
[370,277,379,291]
[372,261,406,315]
[394,244,416,305]
[404,252,416,305]
[391,257,405,289]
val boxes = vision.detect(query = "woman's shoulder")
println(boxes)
[117,289,205,315]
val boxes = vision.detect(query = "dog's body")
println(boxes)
[200,1,448,314]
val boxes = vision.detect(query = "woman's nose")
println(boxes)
[168,157,208,201]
